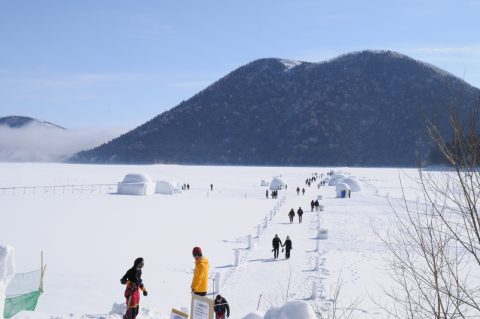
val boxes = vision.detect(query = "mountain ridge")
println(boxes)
[70,50,480,166]
[0,115,66,130]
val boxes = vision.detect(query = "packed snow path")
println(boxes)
[220,184,392,318]
[1,164,411,318]
[221,190,321,313]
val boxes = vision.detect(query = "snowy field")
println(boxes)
[0,163,425,318]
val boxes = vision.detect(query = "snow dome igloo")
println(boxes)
[342,177,362,192]
[328,174,346,186]
[336,183,351,198]
[155,180,182,195]
[269,176,287,190]
[117,173,156,195]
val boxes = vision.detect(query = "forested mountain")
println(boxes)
[71,50,480,166]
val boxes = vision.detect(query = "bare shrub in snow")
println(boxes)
[379,98,480,318]
[311,274,361,319]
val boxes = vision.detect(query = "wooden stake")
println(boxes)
[257,294,262,311]
[39,251,47,292]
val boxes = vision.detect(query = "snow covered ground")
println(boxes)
[0,163,424,318]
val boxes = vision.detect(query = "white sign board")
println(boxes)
[190,294,214,319]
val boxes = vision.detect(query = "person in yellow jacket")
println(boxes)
[191,246,209,296]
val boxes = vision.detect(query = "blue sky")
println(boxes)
[1,0,479,129]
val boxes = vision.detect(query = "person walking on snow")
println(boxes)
[296,187,300,195]
[120,257,148,319]
[288,208,295,224]
[302,188,305,195]
[297,207,304,223]
[191,247,209,296]
[266,190,269,198]
[314,199,320,211]
[272,234,283,259]
[214,294,230,319]
[310,200,315,212]
[282,236,293,259]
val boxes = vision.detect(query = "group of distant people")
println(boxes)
[181,183,216,192]
[266,189,280,199]
[310,199,320,211]
[288,207,304,223]
[340,189,351,198]
[272,234,293,259]
[121,172,339,319]
[296,187,305,195]
[318,180,327,187]
[305,176,317,187]
[120,247,230,319]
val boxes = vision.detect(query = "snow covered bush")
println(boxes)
[264,300,316,319]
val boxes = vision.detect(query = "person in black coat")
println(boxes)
[120,257,148,319]
[272,234,283,259]
[282,236,293,259]
[314,200,320,211]
[214,294,230,319]
[297,207,304,223]
[288,209,295,224]
[310,200,315,212]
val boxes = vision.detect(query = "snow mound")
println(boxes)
[270,176,287,190]
[155,180,182,195]
[260,180,269,187]
[118,173,156,195]
[0,245,16,319]
[328,174,346,186]
[342,177,362,192]
[109,303,165,319]
[336,183,351,198]
[109,302,126,315]
[122,173,153,183]
[242,311,264,319]
[264,300,316,319]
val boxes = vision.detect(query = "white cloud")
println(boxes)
[0,123,127,162]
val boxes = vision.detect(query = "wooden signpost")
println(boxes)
[171,308,189,319]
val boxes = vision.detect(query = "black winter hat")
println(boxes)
[134,257,144,267]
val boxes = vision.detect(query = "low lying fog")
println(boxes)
[0,123,127,162]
